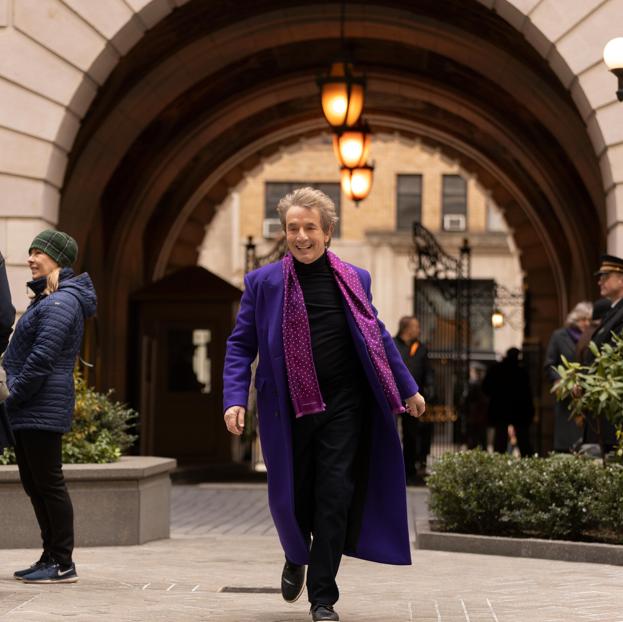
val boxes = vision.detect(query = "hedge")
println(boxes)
[427,449,623,543]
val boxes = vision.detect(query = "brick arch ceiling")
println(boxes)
[56,0,605,391]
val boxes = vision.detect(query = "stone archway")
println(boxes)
[0,0,617,407]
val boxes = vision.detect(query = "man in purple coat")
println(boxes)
[223,187,425,622]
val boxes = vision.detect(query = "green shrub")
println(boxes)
[427,449,516,535]
[593,463,623,534]
[428,450,615,542]
[0,370,137,465]
[505,454,602,539]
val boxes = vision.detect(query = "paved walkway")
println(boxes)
[0,484,622,621]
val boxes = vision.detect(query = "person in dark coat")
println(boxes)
[482,347,534,456]
[580,255,623,452]
[393,316,434,483]
[0,250,15,354]
[3,230,97,584]
[223,188,425,622]
[0,250,16,453]
[544,301,592,452]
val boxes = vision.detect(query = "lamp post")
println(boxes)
[604,37,623,101]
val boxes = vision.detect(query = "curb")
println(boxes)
[410,488,623,566]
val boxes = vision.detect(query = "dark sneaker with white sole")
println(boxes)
[281,560,306,603]
[14,558,51,581]
[21,561,78,584]
[311,604,339,621]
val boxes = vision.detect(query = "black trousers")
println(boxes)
[292,383,366,606]
[401,413,432,478]
[14,430,74,567]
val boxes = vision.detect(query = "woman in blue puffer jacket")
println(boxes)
[3,229,96,584]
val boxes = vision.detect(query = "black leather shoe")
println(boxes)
[310,604,339,621]
[281,560,306,603]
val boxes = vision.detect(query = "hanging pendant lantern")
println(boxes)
[332,122,371,169]
[340,164,374,205]
[318,61,365,128]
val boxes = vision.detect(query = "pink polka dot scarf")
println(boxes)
[282,250,406,418]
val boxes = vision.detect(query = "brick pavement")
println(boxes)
[0,483,621,621]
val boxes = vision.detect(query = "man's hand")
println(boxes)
[405,392,426,418]
[224,406,246,435]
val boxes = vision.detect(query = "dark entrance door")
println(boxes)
[131,267,242,465]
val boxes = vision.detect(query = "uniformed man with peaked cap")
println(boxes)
[583,254,623,450]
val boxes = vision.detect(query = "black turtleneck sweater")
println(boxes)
[294,253,365,392]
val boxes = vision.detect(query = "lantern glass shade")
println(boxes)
[491,309,504,329]
[341,165,374,203]
[604,37,623,70]
[332,128,370,169]
[320,62,365,127]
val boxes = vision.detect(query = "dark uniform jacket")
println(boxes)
[583,299,623,446]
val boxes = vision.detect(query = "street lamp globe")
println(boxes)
[603,37,623,101]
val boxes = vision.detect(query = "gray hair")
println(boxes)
[276,187,339,237]
[565,301,593,327]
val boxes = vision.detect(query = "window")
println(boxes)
[264,182,341,238]
[396,174,422,230]
[442,175,467,231]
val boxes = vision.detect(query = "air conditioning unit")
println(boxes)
[263,218,283,239]
[443,214,466,232]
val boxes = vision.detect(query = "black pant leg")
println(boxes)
[292,415,316,551]
[400,413,417,478]
[14,431,52,558]
[307,399,363,606]
[15,430,74,567]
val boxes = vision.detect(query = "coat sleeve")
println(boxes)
[223,273,259,412]
[0,253,15,355]
[543,331,562,384]
[5,295,78,409]
[360,270,419,400]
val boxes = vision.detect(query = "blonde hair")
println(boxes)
[565,301,592,327]
[43,268,61,295]
[276,187,339,242]
[29,267,61,299]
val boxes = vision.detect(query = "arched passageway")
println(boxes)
[56,2,604,414]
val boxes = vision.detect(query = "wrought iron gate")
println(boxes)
[410,223,471,462]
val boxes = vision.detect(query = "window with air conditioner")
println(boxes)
[443,214,466,232]
[442,174,467,231]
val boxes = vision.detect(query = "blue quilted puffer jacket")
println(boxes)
[3,268,97,433]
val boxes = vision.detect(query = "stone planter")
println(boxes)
[0,456,176,549]
[411,488,623,566]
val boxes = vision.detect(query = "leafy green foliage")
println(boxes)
[0,370,137,464]
[554,332,623,457]
[428,450,621,543]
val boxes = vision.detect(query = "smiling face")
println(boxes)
[285,205,331,264]
[28,248,59,279]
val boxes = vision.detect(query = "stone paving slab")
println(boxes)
[0,484,621,621]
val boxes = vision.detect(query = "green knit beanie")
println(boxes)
[29,229,78,267]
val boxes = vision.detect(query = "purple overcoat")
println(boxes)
[223,259,418,566]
